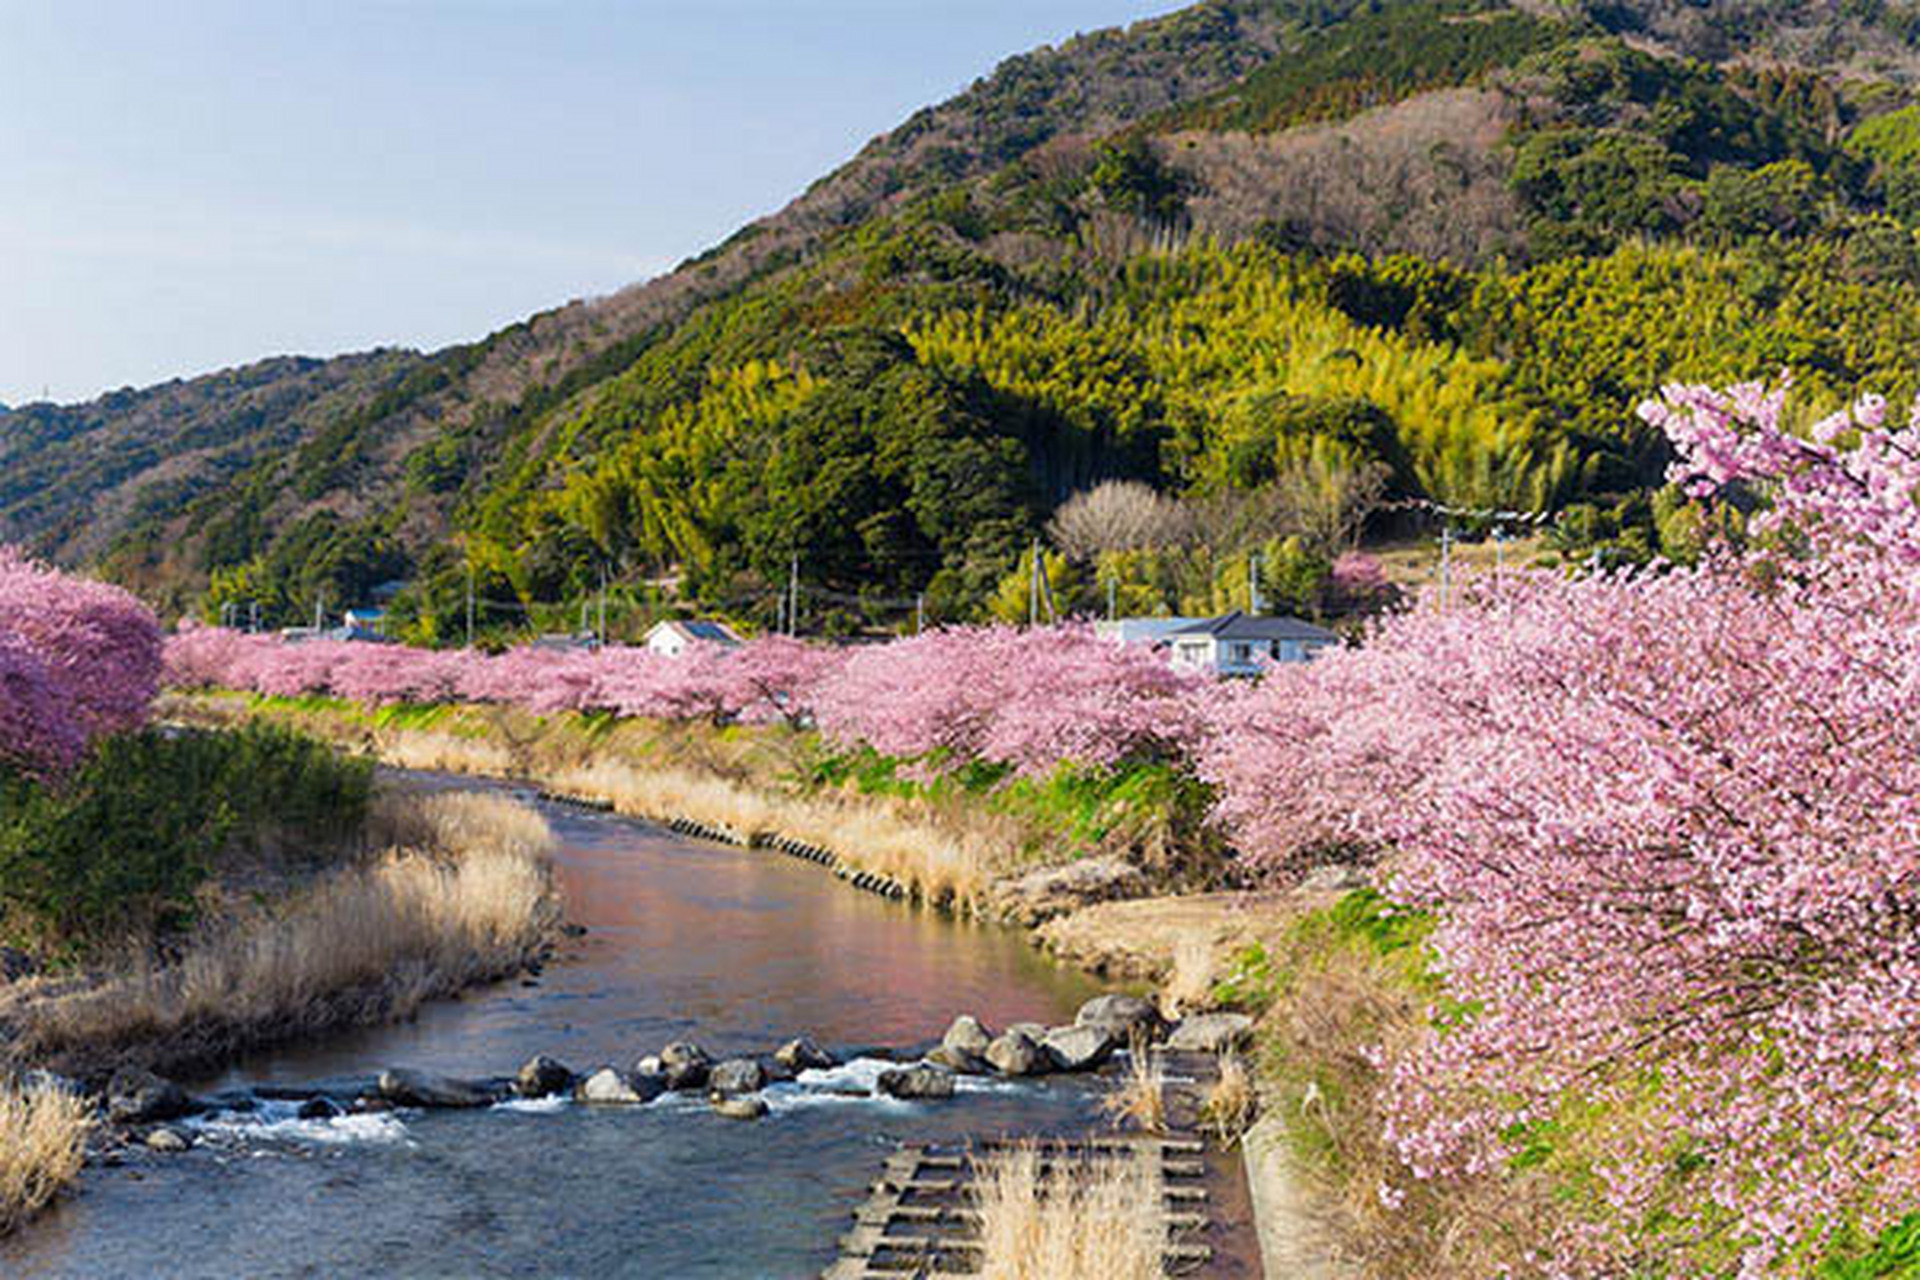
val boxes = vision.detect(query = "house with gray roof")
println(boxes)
[1164,611,1338,676]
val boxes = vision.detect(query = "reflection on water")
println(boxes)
[1,783,1107,1279]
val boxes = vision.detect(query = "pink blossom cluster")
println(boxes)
[1202,383,1920,1273]
[166,630,851,730]
[0,547,162,776]
[815,624,1207,775]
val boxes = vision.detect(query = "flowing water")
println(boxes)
[1,780,1107,1279]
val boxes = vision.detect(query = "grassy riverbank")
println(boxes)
[3,789,558,1080]
[164,690,1227,915]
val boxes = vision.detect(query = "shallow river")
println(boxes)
[1,780,1107,1279]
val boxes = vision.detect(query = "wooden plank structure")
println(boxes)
[823,1048,1234,1278]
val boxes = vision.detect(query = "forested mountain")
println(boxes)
[20,0,1920,635]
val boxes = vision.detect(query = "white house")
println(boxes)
[1094,617,1210,649]
[1164,611,1338,676]
[643,619,744,659]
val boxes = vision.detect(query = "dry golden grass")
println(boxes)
[374,731,515,778]
[547,758,1000,908]
[1266,939,1556,1277]
[1200,1051,1257,1145]
[1161,930,1219,1018]
[7,792,558,1076]
[0,1078,92,1237]
[973,1144,1167,1280]
[1101,1037,1169,1135]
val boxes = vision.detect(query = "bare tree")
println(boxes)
[1048,481,1189,560]
[1271,454,1391,556]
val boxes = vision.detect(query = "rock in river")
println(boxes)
[1166,1012,1255,1054]
[516,1054,576,1098]
[877,1065,956,1100]
[1043,1025,1116,1073]
[576,1067,666,1106]
[707,1059,766,1095]
[107,1068,194,1124]
[298,1097,342,1121]
[712,1095,768,1121]
[940,1014,993,1058]
[925,1044,989,1075]
[658,1042,713,1091]
[144,1127,191,1153]
[1075,994,1162,1043]
[774,1037,836,1072]
[985,1029,1047,1077]
[377,1069,500,1109]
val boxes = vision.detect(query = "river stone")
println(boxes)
[576,1067,665,1105]
[659,1042,712,1091]
[1166,1012,1256,1054]
[516,1054,576,1098]
[929,1043,990,1074]
[1075,994,1162,1043]
[774,1037,836,1072]
[712,1095,769,1121]
[940,1015,993,1058]
[760,1057,796,1085]
[377,1069,499,1109]
[144,1127,190,1153]
[707,1059,766,1095]
[298,1097,342,1120]
[877,1065,956,1101]
[107,1068,193,1124]
[994,857,1147,926]
[1007,1022,1049,1042]
[1043,1024,1117,1073]
[985,1029,1047,1077]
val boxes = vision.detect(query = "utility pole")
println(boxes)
[1107,577,1117,622]
[787,554,800,637]
[916,593,925,635]
[465,562,475,649]
[249,601,259,634]
[1040,553,1058,624]
[1029,541,1043,627]
[1248,551,1262,615]
[1438,525,1454,610]
[597,565,607,647]
[313,596,323,631]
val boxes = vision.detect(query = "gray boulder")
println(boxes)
[1166,1012,1256,1054]
[940,1015,993,1058]
[515,1054,575,1099]
[985,1029,1047,1077]
[925,1044,989,1075]
[575,1067,666,1105]
[994,857,1147,926]
[1043,1024,1117,1072]
[773,1037,836,1072]
[144,1127,190,1153]
[297,1097,342,1121]
[712,1095,769,1120]
[1075,994,1162,1043]
[107,1068,193,1124]
[377,1069,499,1109]
[1007,1021,1049,1042]
[707,1059,766,1095]
[658,1042,712,1091]
[877,1065,956,1100]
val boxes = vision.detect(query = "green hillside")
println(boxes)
[19,0,1920,635]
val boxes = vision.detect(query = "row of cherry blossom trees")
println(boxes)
[0,548,161,777]
[165,622,1210,777]
[1204,381,1920,1274]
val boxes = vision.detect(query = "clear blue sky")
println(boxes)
[0,0,1179,405]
